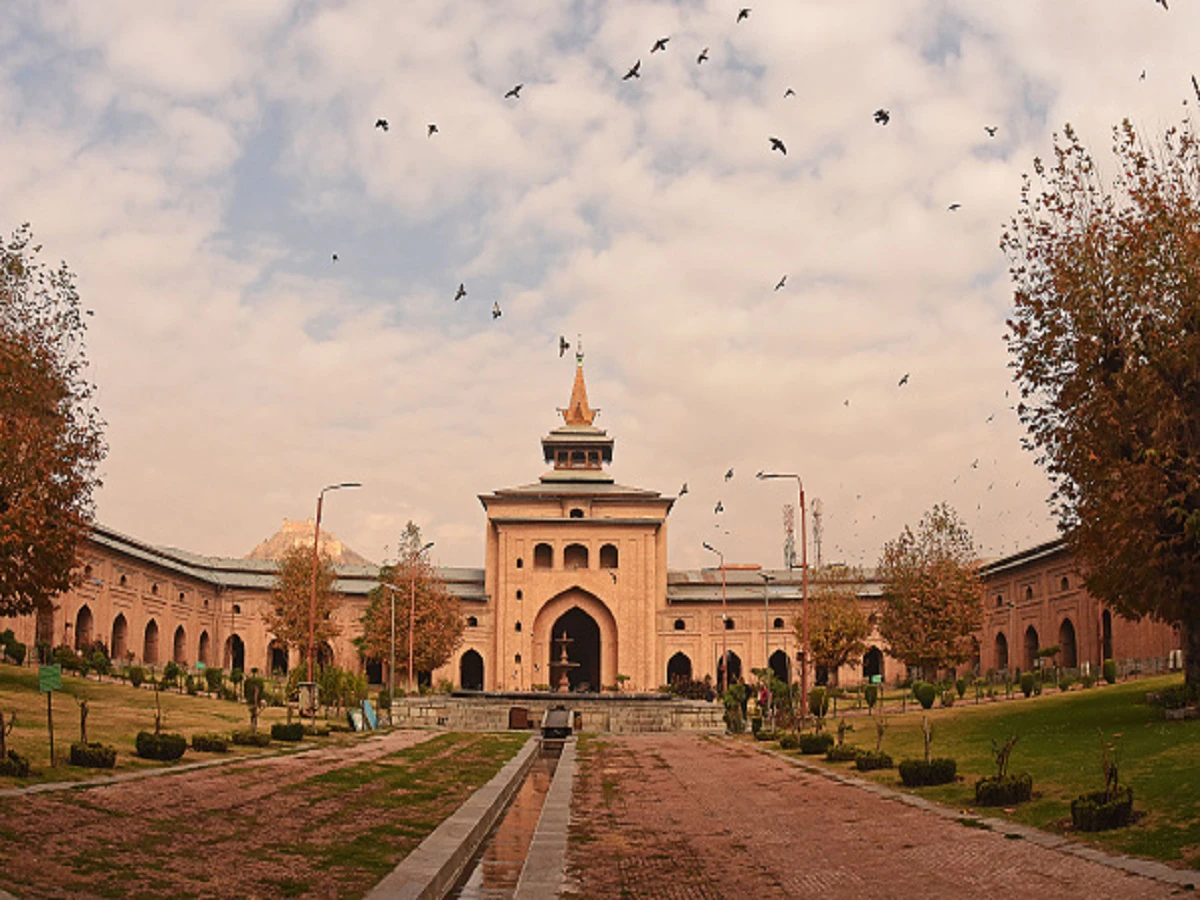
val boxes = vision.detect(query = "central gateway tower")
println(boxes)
[478,351,674,692]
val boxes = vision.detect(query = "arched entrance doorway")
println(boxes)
[667,651,692,685]
[365,660,382,685]
[143,620,159,665]
[111,614,128,660]
[1024,625,1039,670]
[994,632,1008,671]
[268,640,289,676]
[1102,610,1113,661]
[225,633,245,671]
[1059,618,1077,668]
[74,606,94,650]
[717,650,743,687]
[173,626,187,665]
[460,649,484,691]
[862,646,884,681]
[551,607,601,691]
[317,642,334,670]
[198,630,211,665]
[769,649,789,684]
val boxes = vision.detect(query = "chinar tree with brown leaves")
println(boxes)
[807,565,871,686]
[878,503,983,682]
[264,543,340,674]
[0,225,106,618]
[1003,118,1200,687]
[358,522,463,692]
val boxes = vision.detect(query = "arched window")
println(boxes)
[173,625,187,665]
[534,543,553,569]
[198,630,211,665]
[119,574,127,588]
[514,653,522,664]
[994,632,1009,670]
[673,618,686,631]
[599,544,618,568]
[1024,585,1034,601]
[724,617,735,631]
[178,591,186,602]
[1059,618,1078,668]
[515,621,522,633]
[773,617,785,629]
[1060,576,1070,592]
[232,604,242,615]
[516,589,523,600]
[151,583,159,596]
[466,616,478,627]
[996,594,1004,608]
[143,619,160,665]
[569,508,584,518]
[74,605,94,650]
[563,543,589,570]
[111,614,128,660]
[667,652,692,684]
[516,557,524,569]
[1024,625,1039,670]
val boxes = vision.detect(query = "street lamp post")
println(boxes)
[702,542,728,694]
[408,541,435,695]
[377,582,402,712]
[757,471,809,726]
[308,482,361,690]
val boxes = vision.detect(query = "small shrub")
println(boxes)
[807,687,830,721]
[0,749,31,777]
[1019,673,1036,697]
[825,743,861,762]
[975,773,1034,806]
[271,723,305,742]
[69,741,117,769]
[231,730,272,747]
[1058,675,1074,693]
[204,667,224,693]
[135,731,187,761]
[913,682,936,710]
[1102,658,1117,684]
[129,666,146,688]
[778,733,800,751]
[304,724,331,737]
[954,677,967,698]
[4,641,26,666]
[1071,787,1134,832]
[1081,673,1097,689]
[863,684,879,710]
[798,732,835,754]
[753,728,778,742]
[377,687,391,711]
[191,733,230,753]
[855,751,893,771]
[53,644,79,671]
[940,689,955,708]
[220,685,238,702]
[899,758,957,786]
[185,675,198,696]
[162,661,183,688]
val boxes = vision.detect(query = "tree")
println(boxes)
[877,503,982,679]
[263,543,340,672]
[1002,118,1200,686]
[358,522,463,691]
[807,566,870,684]
[0,225,106,617]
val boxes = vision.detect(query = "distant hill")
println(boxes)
[245,518,374,567]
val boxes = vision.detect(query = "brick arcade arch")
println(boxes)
[460,649,485,691]
[667,651,692,685]
[533,587,618,693]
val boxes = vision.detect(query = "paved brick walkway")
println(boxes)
[566,734,1185,899]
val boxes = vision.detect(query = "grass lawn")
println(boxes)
[0,661,317,784]
[775,674,1200,868]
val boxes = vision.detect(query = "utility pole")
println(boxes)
[811,498,823,569]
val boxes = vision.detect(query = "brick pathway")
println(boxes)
[566,734,1183,899]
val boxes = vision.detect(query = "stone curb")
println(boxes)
[514,737,577,900]
[755,741,1198,890]
[365,735,539,900]
[0,730,400,799]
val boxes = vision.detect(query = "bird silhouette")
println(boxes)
[714,501,724,514]
[986,413,995,423]
[454,283,466,301]
[784,87,795,98]
[984,125,998,137]
[609,570,618,583]
[375,118,389,131]
[559,335,570,357]
[623,60,641,80]
[971,458,979,469]
[1155,0,1168,9]
[1192,75,1200,103]
[679,482,689,496]
[774,275,787,291]
[652,37,669,53]
[505,84,523,99]
[898,373,909,387]
[331,253,338,262]
[492,301,502,319]
[769,136,787,155]
[843,399,850,407]
[874,108,890,125]
[737,8,751,22]
[948,203,962,211]
[697,47,709,64]
[724,468,734,481]
[427,124,438,137]
[1140,69,1147,81]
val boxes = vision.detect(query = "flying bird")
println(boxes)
[505,83,523,99]
[724,468,734,481]
[1192,75,1200,103]
[948,203,962,211]
[971,458,979,469]
[492,301,502,319]
[774,275,787,291]
[784,87,795,98]
[714,501,725,514]
[375,118,389,131]
[769,136,787,155]
[1155,0,1168,9]
[697,47,709,64]
[427,124,438,137]
[624,60,641,80]
[454,283,466,301]
[652,37,670,53]
[559,335,570,357]
[737,8,751,22]
[843,399,850,407]
[873,108,890,125]
[331,253,338,262]
[986,413,995,423]
[609,570,618,583]
[679,482,688,496]
[984,125,998,137]
[1140,70,1147,81]
[898,373,909,387]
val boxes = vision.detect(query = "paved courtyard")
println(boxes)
[565,733,1183,899]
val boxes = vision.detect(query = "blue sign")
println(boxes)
[362,699,377,730]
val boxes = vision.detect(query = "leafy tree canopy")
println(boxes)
[807,566,871,679]
[264,543,340,667]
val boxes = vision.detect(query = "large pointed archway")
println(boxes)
[533,588,618,693]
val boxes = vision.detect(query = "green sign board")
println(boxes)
[195,662,206,671]
[39,664,62,693]
[870,674,882,685]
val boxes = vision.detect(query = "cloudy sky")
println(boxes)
[3,1,1195,571]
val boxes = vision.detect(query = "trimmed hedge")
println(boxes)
[231,730,272,747]
[69,741,118,769]
[1071,787,1134,832]
[825,744,861,762]
[975,773,1033,806]
[271,723,305,742]
[778,733,800,751]
[1102,658,1117,684]
[0,750,31,777]
[304,724,332,738]
[913,683,936,710]
[1020,673,1037,698]
[135,731,187,761]
[855,751,893,771]
[191,733,230,753]
[753,729,778,742]
[898,757,957,787]
[798,732,835,755]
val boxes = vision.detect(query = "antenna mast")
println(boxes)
[811,498,823,568]
[782,504,796,570]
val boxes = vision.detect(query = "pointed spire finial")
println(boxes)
[560,336,597,426]
[576,333,584,367]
